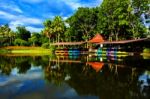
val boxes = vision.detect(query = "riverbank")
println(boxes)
[0,46,52,55]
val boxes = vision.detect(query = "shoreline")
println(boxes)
[0,46,52,55]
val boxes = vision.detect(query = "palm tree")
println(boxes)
[43,19,53,46]
[52,16,65,43]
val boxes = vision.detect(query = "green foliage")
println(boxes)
[0,24,15,46]
[41,43,49,48]
[67,7,99,41]
[43,16,66,45]
[49,45,56,53]
[29,33,42,46]
[97,0,147,40]
[16,26,31,41]
[52,16,65,42]
[132,0,149,17]
[14,38,28,46]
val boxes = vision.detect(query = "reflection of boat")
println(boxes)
[86,62,104,72]
[68,49,80,56]
[55,49,68,56]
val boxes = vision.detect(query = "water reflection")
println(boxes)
[0,54,150,99]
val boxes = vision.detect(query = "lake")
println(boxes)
[0,54,150,99]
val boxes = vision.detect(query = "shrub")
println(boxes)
[41,43,49,48]
[14,39,28,46]
[49,45,56,52]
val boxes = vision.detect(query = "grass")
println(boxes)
[0,46,52,55]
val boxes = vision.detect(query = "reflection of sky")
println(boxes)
[0,66,43,87]
[139,70,150,91]
[0,66,96,99]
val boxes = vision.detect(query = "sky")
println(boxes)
[0,0,102,32]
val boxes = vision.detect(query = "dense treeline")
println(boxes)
[0,0,149,47]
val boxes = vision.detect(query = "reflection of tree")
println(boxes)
[16,60,31,74]
[31,56,47,67]
[0,56,15,75]
[66,63,150,99]
[0,55,150,98]
[0,64,12,75]
[42,55,150,99]
[0,55,49,75]
[44,61,68,86]
[68,66,142,99]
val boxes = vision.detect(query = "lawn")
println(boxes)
[0,46,52,55]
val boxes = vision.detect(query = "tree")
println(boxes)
[132,0,149,17]
[0,24,10,37]
[131,0,149,38]
[14,38,28,46]
[67,7,99,41]
[52,16,65,42]
[29,32,41,46]
[0,24,15,46]
[43,19,53,46]
[16,26,31,41]
[97,0,147,40]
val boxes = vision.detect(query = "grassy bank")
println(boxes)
[0,46,52,55]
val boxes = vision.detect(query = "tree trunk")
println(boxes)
[115,33,118,41]
[58,33,60,48]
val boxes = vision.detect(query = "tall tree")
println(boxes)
[132,0,149,17]
[16,26,31,41]
[29,32,41,46]
[43,19,53,46]
[67,7,99,41]
[131,0,149,38]
[0,24,15,46]
[97,0,147,40]
[52,16,65,42]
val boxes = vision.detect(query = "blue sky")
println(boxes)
[0,0,102,32]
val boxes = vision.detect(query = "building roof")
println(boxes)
[88,34,104,43]
[96,38,149,44]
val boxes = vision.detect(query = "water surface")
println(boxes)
[0,54,150,99]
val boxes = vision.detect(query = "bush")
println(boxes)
[41,43,49,48]
[49,45,56,52]
[42,43,56,52]
[14,39,29,46]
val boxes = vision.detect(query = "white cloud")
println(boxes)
[9,19,43,32]
[19,17,43,25]
[0,3,23,13]
[26,26,43,32]
[0,10,43,32]
[63,16,69,20]
[61,0,102,10]
[9,23,19,32]
[0,10,42,24]
[10,21,24,26]
[0,11,16,19]
[10,25,42,33]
